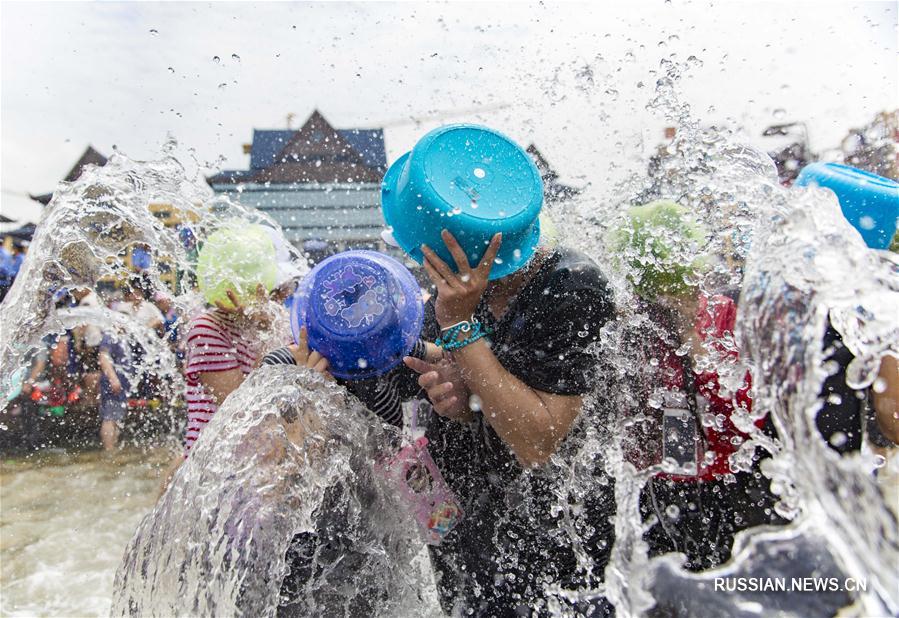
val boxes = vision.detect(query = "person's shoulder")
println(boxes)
[188,309,229,334]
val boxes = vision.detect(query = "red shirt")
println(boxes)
[633,295,762,482]
[685,295,759,480]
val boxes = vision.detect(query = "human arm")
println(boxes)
[418,230,585,467]
[186,312,247,406]
[261,327,332,379]
[403,354,474,422]
[145,305,165,336]
[215,285,274,331]
[99,349,123,394]
[22,352,47,395]
[447,338,583,466]
[873,355,899,444]
[198,368,245,407]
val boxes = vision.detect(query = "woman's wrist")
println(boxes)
[436,318,490,352]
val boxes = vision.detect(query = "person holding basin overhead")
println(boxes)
[158,221,305,495]
[260,250,467,615]
[382,124,617,615]
[607,199,784,571]
[263,249,433,428]
[794,163,899,451]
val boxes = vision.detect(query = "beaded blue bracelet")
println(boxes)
[435,319,491,351]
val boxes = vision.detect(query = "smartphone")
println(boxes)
[661,391,699,475]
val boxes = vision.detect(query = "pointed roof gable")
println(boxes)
[30,145,108,205]
[271,110,367,166]
[64,146,107,182]
[208,111,387,186]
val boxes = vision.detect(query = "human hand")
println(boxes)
[215,284,273,330]
[289,327,333,380]
[404,354,472,421]
[421,230,501,329]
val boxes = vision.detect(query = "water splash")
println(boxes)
[556,55,899,616]
[0,144,299,412]
[0,50,894,618]
[111,366,429,617]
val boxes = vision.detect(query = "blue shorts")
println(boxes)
[100,379,130,422]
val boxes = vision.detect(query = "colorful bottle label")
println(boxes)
[378,436,463,545]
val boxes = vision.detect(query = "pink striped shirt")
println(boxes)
[183,310,257,455]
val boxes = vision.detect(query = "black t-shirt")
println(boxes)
[425,247,617,616]
[816,319,891,453]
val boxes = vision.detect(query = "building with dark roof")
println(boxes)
[29,145,198,290]
[208,111,390,253]
[30,146,108,205]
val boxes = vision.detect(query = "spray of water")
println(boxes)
[0,142,301,413]
[1,53,895,618]
[548,58,899,616]
[112,366,428,617]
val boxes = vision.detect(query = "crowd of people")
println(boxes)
[9,274,181,451]
[157,126,896,616]
[3,123,897,616]
[0,239,28,303]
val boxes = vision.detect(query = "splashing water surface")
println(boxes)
[0,54,896,617]
[112,366,431,617]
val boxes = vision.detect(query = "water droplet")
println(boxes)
[665,504,680,519]
[469,200,478,209]
[218,83,227,89]
[231,53,241,62]
[829,431,848,447]
[356,358,368,369]
[858,215,876,231]
[872,377,887,393]
[773,108,786,119]
[473,167,486,179]
[212,56,221,64]
[468,394,482,412]
[167,67,175,74]
[149,29,158,36]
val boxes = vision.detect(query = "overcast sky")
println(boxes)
[1,1,895,224]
